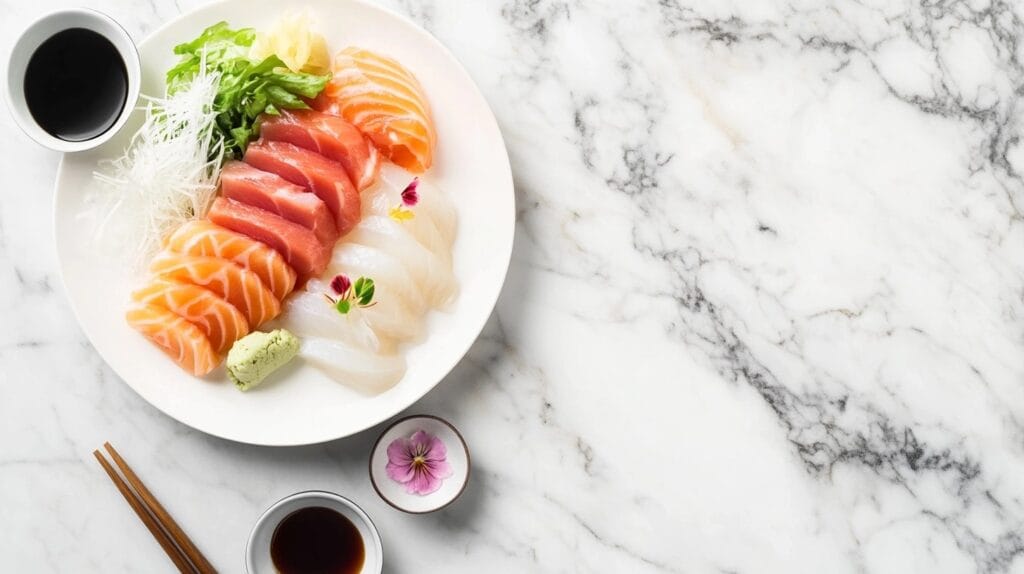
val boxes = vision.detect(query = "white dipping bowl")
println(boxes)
[246,491,383,574]
[6,9,141,153]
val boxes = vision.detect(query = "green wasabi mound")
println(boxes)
[226,329,299,391]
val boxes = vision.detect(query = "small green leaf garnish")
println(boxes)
[359,283,375,306]
[327,274,376,315]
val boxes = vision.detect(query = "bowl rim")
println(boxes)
[244,489,384,574]
[368,414,472,514]
[5,7,141,153]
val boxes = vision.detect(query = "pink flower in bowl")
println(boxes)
[385,430,453,495]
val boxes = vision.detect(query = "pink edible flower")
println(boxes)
[330,274,352,296]
[401,178,420,206]
[386,429,452,495]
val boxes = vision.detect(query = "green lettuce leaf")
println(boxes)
[166,22,331,158]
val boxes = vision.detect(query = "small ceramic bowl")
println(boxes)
[245,491,383,574]
[369,415,470,513]
[6,8,141,152]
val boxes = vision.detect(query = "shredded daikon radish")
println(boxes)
[85,64,223,270]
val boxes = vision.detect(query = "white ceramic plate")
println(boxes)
[54,0,513,446]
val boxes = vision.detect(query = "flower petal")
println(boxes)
[330,274,352,296]
[401,178,420,206]
[386,437,414,466]
[406,467,442,495]
[409,430,433,452]
[389,205,415,222]
[423,457,453,480]
[386,461,416,483]
[424,435,448,461]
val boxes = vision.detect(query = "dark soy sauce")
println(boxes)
[23,28,128,142]
[271,506,365,574]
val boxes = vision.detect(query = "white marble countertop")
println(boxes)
[3,0,1024,572]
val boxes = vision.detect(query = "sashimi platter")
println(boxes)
[55,0,514,445]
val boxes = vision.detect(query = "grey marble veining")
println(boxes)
[2,0,1023,572]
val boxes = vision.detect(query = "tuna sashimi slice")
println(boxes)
[131,279,250,354]
[150,251,280,327]
[219,161,339,246]
[207,197,330,280]
[126,303,220,376]
[259,109,380,190]
[244,140,361,236]
[165,219,297,301]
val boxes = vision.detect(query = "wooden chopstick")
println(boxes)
[93,449,196,573]
[103,442,217,574]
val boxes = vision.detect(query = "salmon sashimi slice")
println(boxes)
[259,109,380,191]
[150,252,281,327]
[313,46,435,173]
[220,161,339,246]
[207,197,331,281]
[165,220,297,301]
[131,279,250,354]
[126,303,220,376]
[244,140,361,236]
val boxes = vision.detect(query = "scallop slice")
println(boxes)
[300,337,406,394]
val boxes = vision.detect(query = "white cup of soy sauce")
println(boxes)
[6,8,140,153]
[246,491,384,574]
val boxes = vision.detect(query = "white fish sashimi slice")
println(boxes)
[374,163,457,245]
[394,169,457,242]
[301,337,406,394]
[361,181,453,260]
[362,183,452,262]
[307,278,422,347]
[273,289,381,352]
[328,243,428,314]
[345,216,458,308]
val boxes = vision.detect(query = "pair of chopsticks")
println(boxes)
[93,442,217,573]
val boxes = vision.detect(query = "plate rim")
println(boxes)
[53,0,515,446]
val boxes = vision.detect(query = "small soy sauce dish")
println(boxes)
[6,9,140,153]
[246,491,383,574]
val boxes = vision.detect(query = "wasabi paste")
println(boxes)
[226,329,299,391]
